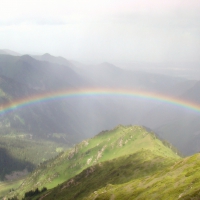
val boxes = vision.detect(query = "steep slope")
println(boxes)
[0,135,69,180]
[38,150,177,200]
[32,53,73,68]
[34,143,200,200]
[84,153,200,200]
[0,54,84,90]
[0,54,90,138]
[7,125,180,199]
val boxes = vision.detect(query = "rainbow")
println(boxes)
[0,88,200,115]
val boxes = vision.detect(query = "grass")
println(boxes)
[6,125,180,199]
[0,179,22,199]
[82,153,200,200]
[0,134,68,170]
[0,132,70,200]
[39,150,178,200]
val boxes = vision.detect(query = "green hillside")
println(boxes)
[38,150,178,200]
[0,135,69,199]
[7,125,180,199]
[16,126,200,200]
[0,135,68,178]
[83,153,200,200]
[22,152,200,200]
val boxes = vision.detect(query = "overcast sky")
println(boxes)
[0,0,200,63]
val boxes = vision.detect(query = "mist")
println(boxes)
[0,0,200,64]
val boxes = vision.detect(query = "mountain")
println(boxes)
[1,51,200,199]
[140,80,200,155]
[0,54,91,179]
[80,153,200,200]
[0,54,84,90]
[6,125,180,199]
[10,126,200,200]
[38,150,178,200]
[0,54,90,137]
[32,53,74,68]
[0,136,67,181]
[70,61,200,155]
[0,52,199,159]
[0,54,190,142]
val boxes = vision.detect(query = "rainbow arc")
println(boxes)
[0,88,200,115]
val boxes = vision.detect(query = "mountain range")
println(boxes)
[0,50,199,155]
[0,50,200,199]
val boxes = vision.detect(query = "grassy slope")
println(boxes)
[8,125,180,198]
[0,135,69,199]
[83,153,200,200]
[0,135,66,168]
[0,180,22,199]
[40,150,178,200]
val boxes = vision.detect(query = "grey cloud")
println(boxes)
[111,11,200,30]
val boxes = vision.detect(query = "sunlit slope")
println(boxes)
[12,125,180,197]
[84,153,200,200]
[39,150,178,200]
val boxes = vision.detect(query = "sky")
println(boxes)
[0,0,200,63]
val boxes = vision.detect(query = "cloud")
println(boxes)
[0,0,199,63]
[0,17,67,27]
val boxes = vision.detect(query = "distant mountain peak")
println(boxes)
[20,54,36,62]
[42,53,53,57]
[32,53,72,67]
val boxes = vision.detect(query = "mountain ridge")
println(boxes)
[7,125,180,199]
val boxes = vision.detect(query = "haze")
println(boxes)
[0,0,199,64]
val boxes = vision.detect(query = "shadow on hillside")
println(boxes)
[48,150,175,200]
[0,147,35,180]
